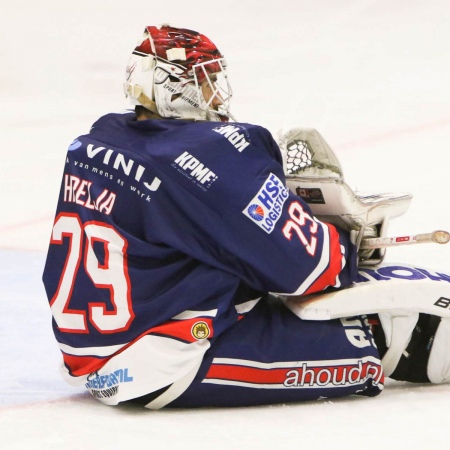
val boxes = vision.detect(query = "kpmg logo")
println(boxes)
[212,124,250,152]
[243,173,289,233]
[172,151,218,190]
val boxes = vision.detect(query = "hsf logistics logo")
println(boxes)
[247,204,265,221]
[243,173,289,233]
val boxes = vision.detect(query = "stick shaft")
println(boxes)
[360,230,450,249]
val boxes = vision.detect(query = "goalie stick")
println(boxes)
[360,230,450,249]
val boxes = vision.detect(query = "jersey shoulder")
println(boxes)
[196,121,276,151]
[177,121,281,165]
[88,110,136,138]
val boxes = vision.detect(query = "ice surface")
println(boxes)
[1,1,449,448]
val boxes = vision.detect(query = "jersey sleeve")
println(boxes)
[143,122,358,296]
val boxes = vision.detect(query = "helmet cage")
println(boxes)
[192,58,233,120]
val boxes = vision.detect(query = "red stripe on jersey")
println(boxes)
[149,317,214,342]
[62,317,215,376]
[303,223,344,295]
[62,353,107,376]
[205,360,384,386]
[205,364,289,384]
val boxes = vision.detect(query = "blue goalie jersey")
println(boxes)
[42,112,358,401]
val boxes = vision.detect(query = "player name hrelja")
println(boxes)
[63,174,117,215]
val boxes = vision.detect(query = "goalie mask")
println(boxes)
[124,25,233,122]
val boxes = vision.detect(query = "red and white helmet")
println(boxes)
[124,25,233,122]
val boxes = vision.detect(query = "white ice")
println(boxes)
[1,1,450,448]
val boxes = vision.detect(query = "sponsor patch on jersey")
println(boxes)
[191,321,211,340]
[172,151,218,191]
[242,173,289,234]
[85,367,133,400]
[247,204,265,221]
[203,356,383,390]
[212,124,250,152]
[68,139,82,151]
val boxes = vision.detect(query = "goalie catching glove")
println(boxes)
[277,127,412,266]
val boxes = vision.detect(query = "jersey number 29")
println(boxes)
[49,213,134,333]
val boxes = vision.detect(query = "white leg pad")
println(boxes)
[378,313,419,377]
[428,318,450,383]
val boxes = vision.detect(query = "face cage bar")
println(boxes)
[193,58,233,120]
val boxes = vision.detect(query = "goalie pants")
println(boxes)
[162,296,384,408]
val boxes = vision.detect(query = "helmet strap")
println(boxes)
[137,91,159,115]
